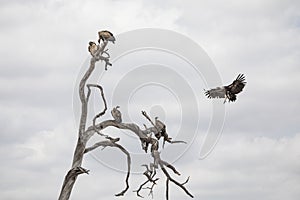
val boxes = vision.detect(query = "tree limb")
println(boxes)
[86,84,108,138]
[152,150,194,199]
[134,164,159,198]
[84,138,131,196]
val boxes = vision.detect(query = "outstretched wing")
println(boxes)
[204,87,226,99]
[227,74,246,94]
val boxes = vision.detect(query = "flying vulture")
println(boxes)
[205,74,246,103]
[88,41,98,56]
[98,30,116,44]
[111,106,122,123]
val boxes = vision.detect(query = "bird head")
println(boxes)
[89,41,95,46]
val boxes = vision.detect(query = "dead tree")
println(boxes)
[58,36,193,200]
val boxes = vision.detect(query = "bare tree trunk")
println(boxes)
[58,138,87,200]
[58,42,108,200]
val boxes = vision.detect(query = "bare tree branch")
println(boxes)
[152,150,194,199]
[84,120,154,152]
[141,111,157,129]
[134,164,159,198]
[166,178,170,200]
[134,179,150,198]
[86,84,109,138]
[78,42,108,135]
[84,138,131,196]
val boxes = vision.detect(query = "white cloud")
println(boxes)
[0,120,77,200]
[186,133,300,200]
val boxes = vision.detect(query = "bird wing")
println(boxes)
[107,35,116,42]
[98,30,116,42]
[156,119,165,130]
[103,30,114,36]
[227,74,246,94]
[204,87,226,99]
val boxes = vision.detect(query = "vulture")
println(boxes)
[154,117,166,139]
[205,74,246,103]
[88,41,98,56]
[98,30,116,44]
[111,106,122,123]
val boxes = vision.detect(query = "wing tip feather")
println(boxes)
[236,73,246,84]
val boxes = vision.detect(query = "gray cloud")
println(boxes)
[187,133,300,200]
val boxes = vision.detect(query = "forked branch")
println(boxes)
[152,150,194,199]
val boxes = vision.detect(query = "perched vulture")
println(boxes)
[205,74,246,103]
[154,117,166,139]
[88,41,98,56]
[111,106,122,123]
[98,30,115,44]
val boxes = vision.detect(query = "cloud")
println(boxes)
[0,120,76,200]
[185,133,300,200]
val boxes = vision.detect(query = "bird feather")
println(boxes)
[204,87,226,99]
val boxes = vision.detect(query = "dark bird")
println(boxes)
[88,41,98,56]
[205,74,246,103]
[154,117,166,139]
[111,106,122,123]
[98,30,115,44]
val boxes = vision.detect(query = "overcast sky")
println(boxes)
[1,0,300,199]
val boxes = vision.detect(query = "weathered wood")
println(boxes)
[58,42,109,200]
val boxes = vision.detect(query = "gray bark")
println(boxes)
[58,42,109,200]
